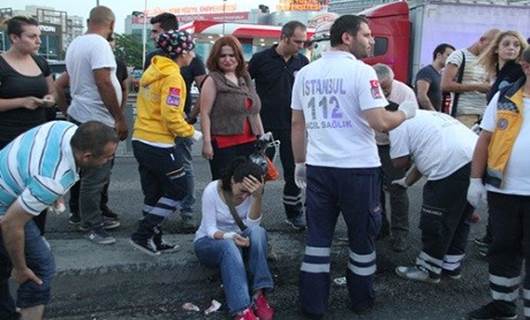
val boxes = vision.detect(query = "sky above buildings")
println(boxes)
[3,0,281,33]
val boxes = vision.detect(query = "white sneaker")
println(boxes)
[395,265,440,284]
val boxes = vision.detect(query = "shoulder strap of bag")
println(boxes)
[451,51,466,117]
[222,189,248,231]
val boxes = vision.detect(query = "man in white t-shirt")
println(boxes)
[389,110,477,284]
[291,15,416,318]
[63,6,127,245]
[373,63,418,252]
[441,29,499,127]
[466,48,530,320]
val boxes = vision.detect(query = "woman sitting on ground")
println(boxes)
[194,158,274,320]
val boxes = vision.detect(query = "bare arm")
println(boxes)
[249,113,265,136]
[392,155,411,169]
[120,77,129,110]
[291,110,307,163]
[54,72,69,112]
[363,108,407,133]
[441,63,490,94]
[199,77,216,143]
[200,77,216,159]
[416,80,436,111]
[471,130,492,178]
[404,166,422,186]
[0,97,43,112]
[94,68,128,140]
[0,201,43,285]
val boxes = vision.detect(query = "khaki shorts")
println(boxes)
[456,114,481,128]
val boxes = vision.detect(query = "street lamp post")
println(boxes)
[222,0,227,35]
[142,0,147,68]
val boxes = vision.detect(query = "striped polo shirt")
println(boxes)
[0,121,79,216]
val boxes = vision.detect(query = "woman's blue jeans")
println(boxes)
[194,226,274,314]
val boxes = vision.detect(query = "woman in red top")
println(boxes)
[200,36,264,180]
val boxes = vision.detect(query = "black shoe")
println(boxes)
[179,215,197,233]
[474,235,491,248]
[467,302,517,320]
[286,213,306,231]
[442,268,462,280]
[129,238,160,256]
[68,213,80,226]
[102,207,119,220]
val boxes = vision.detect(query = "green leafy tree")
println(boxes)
[114,33,143,69]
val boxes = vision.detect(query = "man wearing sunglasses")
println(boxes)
[249,21,309,231]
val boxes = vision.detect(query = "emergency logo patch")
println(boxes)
[166,87,181,106]
[497,118,508,130]
[370,80,383,99]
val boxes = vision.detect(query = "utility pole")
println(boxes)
[142,0,147,68]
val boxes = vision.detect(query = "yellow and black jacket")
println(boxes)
[133,56,194,144]
[486,77,526,188]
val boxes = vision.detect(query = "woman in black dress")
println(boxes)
[0,16,57,234]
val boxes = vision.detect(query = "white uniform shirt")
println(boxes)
[376,80,418,145]
[194,181,261,241]
[481,92,530,195]
[291,50,388,168]
[389,110,477,180]
[65,34,122,127]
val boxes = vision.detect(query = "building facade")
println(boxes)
[0,5,84,58]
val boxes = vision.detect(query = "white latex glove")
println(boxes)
[467,178,487,208]
[191,130,203,142]
[391,177,409,188]
[398,101,417,119]
[259,132,273,142]
[294,162,306,189]
[222,232,238,240]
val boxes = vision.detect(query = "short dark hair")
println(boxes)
[70,121,119,157]
[150,13,178,31]
[6,16,39,38]
[330,15,368,47]
[281,20,306,39]
[221,157,264,191]
[432,43,455,61]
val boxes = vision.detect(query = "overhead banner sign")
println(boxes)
[277,0,329,11]
[145,3,237,17]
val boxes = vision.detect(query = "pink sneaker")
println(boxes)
[234,307,257,320]
[253,293,275,320]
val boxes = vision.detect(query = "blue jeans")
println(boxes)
[175,137,195,216]
[0,220,55,318]
[194,226,274,314]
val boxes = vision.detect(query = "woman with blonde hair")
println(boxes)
[200,35,264,180]
[474,30,527,255]
[478,30,527,103]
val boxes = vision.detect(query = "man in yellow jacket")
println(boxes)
[466,47,530,320]
[130,30,202,255]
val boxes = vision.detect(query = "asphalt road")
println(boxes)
[36,142,503,320]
